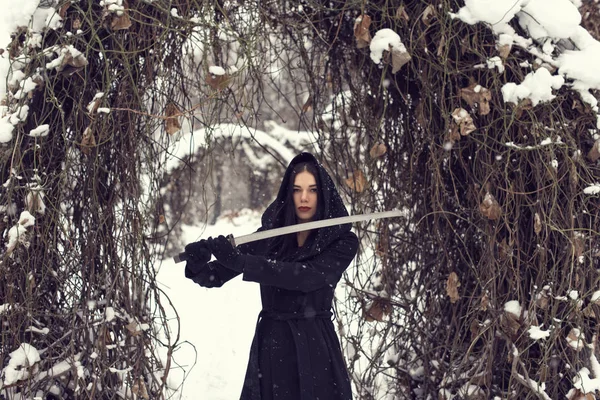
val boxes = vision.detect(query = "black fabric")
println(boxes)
[185,152,358,399]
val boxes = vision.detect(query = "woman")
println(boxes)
[184,152,358,400]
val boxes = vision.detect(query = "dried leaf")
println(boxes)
[391,47,411,73]
[395,6,410,22]
[588,139,600,162]
[363,297,391,322]
[59,3,71,18]
[354,15,372,49]
[566,328,584,351]
[369,143,387,158]
[205,71,230,90]
[479,192,502,220]
[302,96,313,113]
[460,82,492,116]
[446,272,460,303]
[573,233,585,259]
[73,17,82,30]
[158,215,165,224]
[451,108,476,136]
[81,127,96,155]
[165,103,182,135]
[125,321,142,337]
[58,47,89,75]
[498,44,511,59]
[480,293,489,311]
[132,378,150,399]
[111,10,132,30]
[345,170,367,192]
[534,212,542,235]
[436,35,446,57]
[421,5,435,26]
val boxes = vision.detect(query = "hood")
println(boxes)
[260,152,351,260]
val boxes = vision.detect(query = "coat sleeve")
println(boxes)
[239,232,359,293]
[185,260,241,288]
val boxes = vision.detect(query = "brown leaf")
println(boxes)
[363,297,392,322]
[460,82,492,116]
[369,143,387,158]
[446,272,460,303]
[132,378,149,399]
[58,47,89,75]
[480,192,502,220]
[395,6,410,21]
[59,3,71,18]
[421,5,435,26]
[498,44,511,59]
[451,108,476,136]
[165,103,182,135]
[534,212,542,235]
[302,96,313,113]
[81,127,96,155]
[588,139,600,162]
[206,71,230,90]
[111,10,132,30]
[345,170,367,192]
[480,293,489,311]
[391,47,411,73]
[158,215,165,224]
[72,17,82,30]
[354,15,372,49]
[125,321,142,337]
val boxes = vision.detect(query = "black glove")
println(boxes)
[206,235,242,271]
[184,240,211,274]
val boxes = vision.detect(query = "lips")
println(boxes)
[298,207,311,212]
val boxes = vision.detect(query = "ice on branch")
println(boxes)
[2,343,41,386]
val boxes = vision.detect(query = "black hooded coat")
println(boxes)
[185,153,358,399]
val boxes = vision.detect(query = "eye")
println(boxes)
[310,188,318,192]
[293,188,301,192]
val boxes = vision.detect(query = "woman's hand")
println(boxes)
[184,240,211,274]
[206,235,242,271]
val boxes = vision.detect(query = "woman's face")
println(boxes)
[293,171,318,223]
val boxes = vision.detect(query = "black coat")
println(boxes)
[186,153,358,399]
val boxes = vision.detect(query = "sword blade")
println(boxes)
[173,210,403,263]
[233,209,404,246]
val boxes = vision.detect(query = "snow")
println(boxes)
[29,124,49,137]
[504,300,521,317]
[369,29,406,65]
[2,343,41,386]
[156,210,262,399]
[583,184,600,195]
[528,325,551,340]
[592,291,600,303]
[501,68,564,106]
[209,66,226,76]
[452,0,600,127]
[166,123,314,174]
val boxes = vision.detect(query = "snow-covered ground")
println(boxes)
[156,210,263,399]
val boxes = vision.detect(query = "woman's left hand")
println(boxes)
[206,235,242,271]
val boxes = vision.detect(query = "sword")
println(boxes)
[173,209,403,263]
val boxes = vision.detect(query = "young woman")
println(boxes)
[184,152,359,400]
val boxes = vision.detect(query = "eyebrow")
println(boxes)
[293,184,317,188]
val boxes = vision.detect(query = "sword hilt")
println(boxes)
[173,234,237,263]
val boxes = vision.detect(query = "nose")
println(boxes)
[301,190,309,202]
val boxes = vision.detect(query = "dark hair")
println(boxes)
[268,162,323,259]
